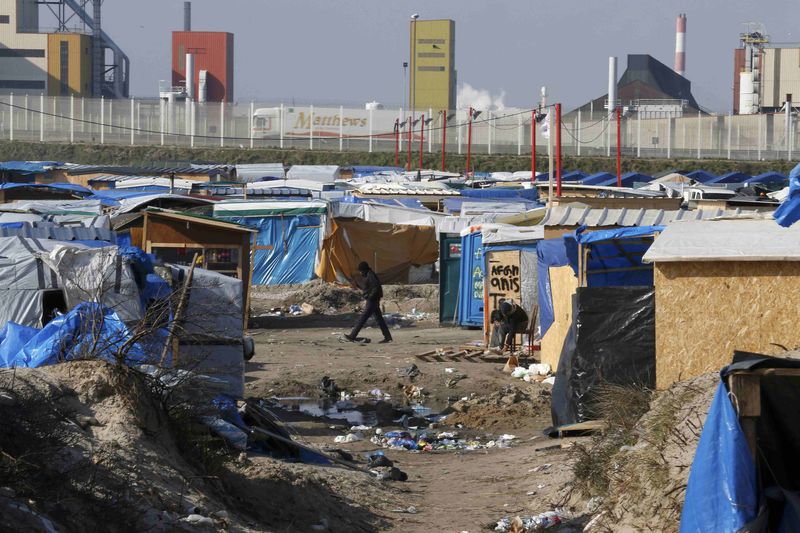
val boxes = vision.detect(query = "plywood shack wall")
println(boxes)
[486,250,521,310]
[540,265,579,371]
[655,261,800,389]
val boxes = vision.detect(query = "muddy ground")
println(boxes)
[245,308,588,532]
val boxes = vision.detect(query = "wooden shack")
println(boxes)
[139,208,257,313]
[643,219,800,389]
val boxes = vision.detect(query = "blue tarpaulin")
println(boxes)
[774,162,800,227]
[350,166,405,177]
[679,381,758,532]
[442,197,540,214]
[0,161,61,177]
[744,172,787,186]
[341,196,427,210]
[686,170,716,183]
[594,172,654,188]
[0,182,91,195]
[707,171,751,184]
[579,172,616,185]
[457,231,485,326]
[536,238,572,337]
[565,226,663,287]
[224,214,321,285]
[460,188,539,201]
[0,303,149,369]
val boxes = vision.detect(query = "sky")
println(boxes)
[83,0,800,112]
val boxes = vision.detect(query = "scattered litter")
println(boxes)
[400,363,421,379]
[350,425,372,431]
[511,363,552,382]
[390,506,418,514]
[403,385,424,402]
[319,376,339,397]
[333,432,364,443]
[444,367,456,373]
[371,429,515,452]
[300,302,316,315]
[181,514,214,526]
[445,372,467,388]
[288,304,303,316]
[494,509,572,532]
[372,466,408,481]
[530,463,551,473]
[366,451,394,468]
[542,376,556,385]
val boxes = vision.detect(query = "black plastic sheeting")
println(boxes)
[551,286,655,427]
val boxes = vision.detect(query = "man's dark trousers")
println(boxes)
[349,299,392,340]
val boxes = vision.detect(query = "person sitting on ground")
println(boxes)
[491,300,528,353]
[344,261,393,344]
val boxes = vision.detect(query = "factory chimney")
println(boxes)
[184,2,191,31]
[674,13,687,77]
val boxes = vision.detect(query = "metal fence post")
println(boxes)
[368,107,373,153]
[667,117,672,159]
[637,111,641,158]
[758,113,763,160]
[220,100,224,148]
[8,93,12,141]
[517,113,522,156]
[100,96,105,144]
[190,100,195,148]
[70,95,74,143]
[279,103,285,149]
[80,97,84,134]
[39,94,44,142]
[577,110,582,157]
[428,107,433,153]
[130,98,135,145]
[457,112,462,154]
[249,101,254,149]
[727,113,732,159]
[338,105,343,152]
[24,94,29,131]
[159,98,165,146]
[309,104,314,150]
[487,111,492,155]
[696,109,701,158]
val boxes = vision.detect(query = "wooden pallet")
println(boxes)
[414,347,507,363]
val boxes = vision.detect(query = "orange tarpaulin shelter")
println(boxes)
[316,218,439,284]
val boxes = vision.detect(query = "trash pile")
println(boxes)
[510,363,555,384]
[371,430,517,452]
[494,509,572,532]
[444,384,552,431]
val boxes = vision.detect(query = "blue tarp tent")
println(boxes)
[594,172,654,188]
[579,172,616,185]
[707,171,751,184]
[460,188,539,201]
[536,238,571,337]
[773,162,800,227]
[0,303,149,369]
[686,170,716,183]
[215,200,327,285]
[457,230,484,326]
[0,161,61,178]
[744,172,787,186]
[564,226,664,287]
[0,182,92,195]
[537,170,586,183]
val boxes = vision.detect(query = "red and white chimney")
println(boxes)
[674,13,687,77]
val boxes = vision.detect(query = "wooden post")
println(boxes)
[727,373,761,462]
[160,252,199,366]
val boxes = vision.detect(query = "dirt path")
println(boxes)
[246,318,585,532]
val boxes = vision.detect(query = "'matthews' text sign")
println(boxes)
[486,250,521,311]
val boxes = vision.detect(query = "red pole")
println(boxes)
[531,110,536,185]
[616,106,622,187]
[556,103,562,197]
[466,107,473,177]
[407,117,412,171]
[394,119,399,167]
[419,114,425,170]
[441,111,447,171]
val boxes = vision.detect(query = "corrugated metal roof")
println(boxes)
[64,164,232,176]
[541,205,754,227]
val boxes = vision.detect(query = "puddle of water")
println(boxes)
[270,397,446,427]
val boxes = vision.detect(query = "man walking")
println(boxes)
[344,261,393,344]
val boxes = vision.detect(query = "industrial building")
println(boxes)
[171,31,233,103]
[409,18,456,112]
[0,0,128,98]
[733,24,799,115]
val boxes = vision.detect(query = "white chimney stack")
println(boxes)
[674,13,687,77]
[185,53,195,100]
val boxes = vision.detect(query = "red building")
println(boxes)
[172,31,234,102]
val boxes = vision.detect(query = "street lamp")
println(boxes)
[410,14,419,125]
[466,107,481,178]
[402,61,408,119]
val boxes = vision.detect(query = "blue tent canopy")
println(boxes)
[686,170,716,183]
[536,170,586,182]
[341,196,427,210]
[442,197,540,214]
[564,226,664,287]
[744,172,788,186]
[707,171,751,184]
[579,172,616,185]
[0,161,62,176]
[460,187,539,200]
[350,166,405,177]
[593,172,654,187]
[0,182,91,195]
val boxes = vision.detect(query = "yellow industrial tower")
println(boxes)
[409,18,456,112]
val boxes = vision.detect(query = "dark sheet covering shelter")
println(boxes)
[551,286,656,426]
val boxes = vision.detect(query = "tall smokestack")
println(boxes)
[674,13,686,77]
[184,1,191,31]
[185,53,195,100]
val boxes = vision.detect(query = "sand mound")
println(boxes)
[577,372,719,532]
[281,279,363,311]
[0,360,399,532]
[444,383,553,431]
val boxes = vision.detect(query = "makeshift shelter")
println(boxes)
[549,227,661,426]
[137,209,256,314]
[537,238,577,369]
[316,218,438,284]
[643,219,800,389]
[744,172,787,187]
[707,171,751,184]
[438,233,463,325]
[214,200,328,286]
[286,165,340,183]
[0,183,92,203]
[455,226,485,326]
[681,352,800,532]
[0,237,143,329]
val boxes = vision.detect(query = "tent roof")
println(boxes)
[643,219,800,262]
[214,199,328,217]
[144,208,257,232]
[459,222,544,244]
[540,205,753,227]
